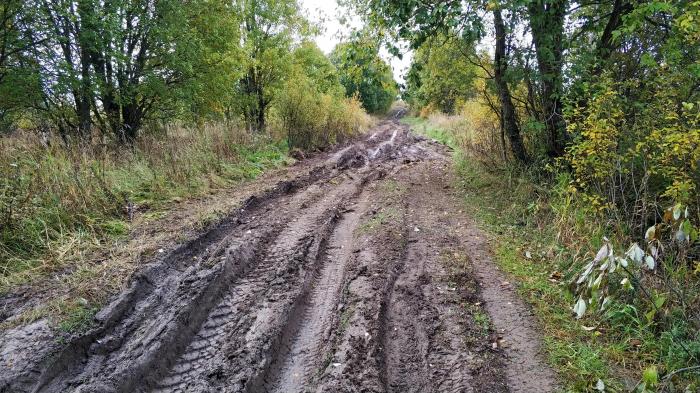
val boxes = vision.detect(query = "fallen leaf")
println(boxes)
[629,338,642,347]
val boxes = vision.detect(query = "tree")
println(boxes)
[493,7,529,163]
[291,41,343,96]
[353,0,529,163]
[18,0,238,142]
[526,0,569,158]
[406,33,478,114]
[0,0,41,130]
[234,0,305,132]
[330,34,398,114]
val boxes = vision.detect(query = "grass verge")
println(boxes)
[1,123,290,332]
[405,115,700,392]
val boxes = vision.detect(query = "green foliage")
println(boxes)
[273,75,369,151]
[14,0,242,140]
[330,34,398,114]
[0,0,41,130]
[404,33,478,114]
[233,0,307,131]
[411,113,700,390]
[448,153,616,391]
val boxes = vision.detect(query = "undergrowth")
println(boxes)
[0,122,289,297]
[406,116,700,392]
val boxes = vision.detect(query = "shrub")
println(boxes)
[272,72,371,151]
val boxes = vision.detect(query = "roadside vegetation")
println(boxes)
[0,0,397,327]
[2,0,699,390]
[350,0,700,391]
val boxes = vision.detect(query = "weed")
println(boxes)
[0,122,292,331]
[57,303,98,334]
[339,304,355,333]
[472,309,491,333]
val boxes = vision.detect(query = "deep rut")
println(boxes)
[153,173,366,392]
[265,194,370,393]
[0,120,558,393]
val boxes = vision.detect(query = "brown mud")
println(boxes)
[0,120,557,393]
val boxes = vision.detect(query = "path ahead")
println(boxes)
[1,120,557,393]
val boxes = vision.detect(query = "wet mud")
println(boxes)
[0,120,557,393]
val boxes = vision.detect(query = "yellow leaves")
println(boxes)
[568,73,700,209]
[566,84,625,191]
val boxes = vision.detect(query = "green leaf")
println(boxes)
[621,277,633,290]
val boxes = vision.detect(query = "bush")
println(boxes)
[271,72,371,151]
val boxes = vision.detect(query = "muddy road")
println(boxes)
[0,120,557,393]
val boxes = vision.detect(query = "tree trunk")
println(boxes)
[76,0,94,140]
[119,104,141,143]
[527,0,568,158]
[493,8,529,164]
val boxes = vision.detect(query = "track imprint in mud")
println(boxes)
[0,120,557,393]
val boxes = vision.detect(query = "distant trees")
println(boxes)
[330,35,398,114]
[4,0,240,142]
[1,0,391,144]
[234,0,304,132]
[274,41,369,150]
[404,34,477,115]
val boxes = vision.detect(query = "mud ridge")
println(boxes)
[263,190,373,393]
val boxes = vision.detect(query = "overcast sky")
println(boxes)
[299,0,413,85]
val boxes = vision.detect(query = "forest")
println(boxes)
[0,0,398,269]
[1,0,699,392]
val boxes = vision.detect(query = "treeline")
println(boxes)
[356,0,699,389]
[0,0,397,146]
[359,0,699,266]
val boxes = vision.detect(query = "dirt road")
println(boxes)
[0,120,557,392]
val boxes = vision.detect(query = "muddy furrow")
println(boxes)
[381,193,478,393]
[3,128,382,392]
[381,245,432,393]
[28,170,338,393]
[151,171,374,392]
[1,120,485,393]
[230,173,379,393]
[264,192,371,393]
[391,162,510,393]
[311,182,409,393]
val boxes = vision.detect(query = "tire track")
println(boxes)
[2,120,505,393]
[153,173,368,392]
[265,192,371,393]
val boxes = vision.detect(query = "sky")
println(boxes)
[299,0,413,85]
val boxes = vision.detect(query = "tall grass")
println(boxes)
[0,123,288,291]
[406,111,700,390]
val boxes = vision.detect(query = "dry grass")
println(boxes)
[1,122,291,328]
